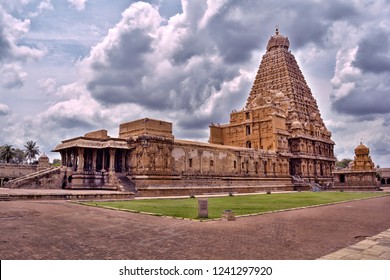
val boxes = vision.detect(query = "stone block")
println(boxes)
[222,210,236,221]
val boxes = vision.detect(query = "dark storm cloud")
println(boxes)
[86,2,243,117]
[171,35,209,65]
[353,29,390,74]
[367,134,390,164]
[204,0,358,62]
[332,80,390,117]
[52,116,95,130]
[83,0,375,140]
[87,28,154,105]
[281,0,357,49]
[321,1,357,21]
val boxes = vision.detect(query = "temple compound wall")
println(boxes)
[376,168,390,186]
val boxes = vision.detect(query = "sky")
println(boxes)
[0,0,390,167]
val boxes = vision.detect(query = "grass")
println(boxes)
[82,192,388,220]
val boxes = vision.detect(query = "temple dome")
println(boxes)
[38,154,49,160]
[266,28,290,52]
[355,143,369,156]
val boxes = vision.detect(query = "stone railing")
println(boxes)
[4,166,63,189]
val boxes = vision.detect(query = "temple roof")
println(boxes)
[355,143,369,155]
[266,28,290,52]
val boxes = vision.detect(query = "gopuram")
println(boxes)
[9,29,337,196]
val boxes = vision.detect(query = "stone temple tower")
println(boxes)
[209,29,335,183]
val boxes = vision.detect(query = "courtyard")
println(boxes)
[1,192,390,260]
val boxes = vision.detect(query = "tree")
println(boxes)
[24,140,40,164]
[13,148,27,164]
[0,144,16,163]
[336,158,353,169]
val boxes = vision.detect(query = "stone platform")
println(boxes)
[0,188,134,201]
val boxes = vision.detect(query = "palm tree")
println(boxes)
[0,144,16,163]
[24,140,40,164]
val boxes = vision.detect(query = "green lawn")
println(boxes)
[83,192,388,220]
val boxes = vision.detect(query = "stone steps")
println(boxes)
[0,194,10,201]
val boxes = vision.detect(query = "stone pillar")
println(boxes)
[60,151,66,166]
[77,148,84,173]
[66,149,72,167]
[101,149,106,171]
[109,148,115,173]
[92,149,97,172]
[72,149,77,171]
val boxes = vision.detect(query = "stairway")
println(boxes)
[0,194,10,201]
[115,173,137,193]
[5,166,62,189]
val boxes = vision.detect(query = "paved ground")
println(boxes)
[1,190,390,260]
[319,228,390,260]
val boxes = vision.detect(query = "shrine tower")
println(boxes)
[209,29,335,182]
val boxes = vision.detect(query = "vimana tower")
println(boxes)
[209,29,336,183]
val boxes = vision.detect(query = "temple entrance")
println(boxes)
[115,150,123,172]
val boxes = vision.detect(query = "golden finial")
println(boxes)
[275,25,279,35]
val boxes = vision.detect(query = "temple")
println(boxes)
[333,143,380,190]
[9,29,339,196]
[209,28,335,183]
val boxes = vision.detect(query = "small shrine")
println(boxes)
[333,143,379,190]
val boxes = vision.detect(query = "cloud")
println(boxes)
[0,6,44,90]
[328,2,390,126]
[68,0,87,11]
[0,8,43,61]
[26,0,383,143]
[0,103,10,116]
[353,29,390,74]
[82,1,245,135]
[0,63,27,89]
[38,78,57,94]
[332,72,390,116]
[29,0,54,17]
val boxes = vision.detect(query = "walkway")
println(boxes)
[0,188,389,260]
[319,228,390,260]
